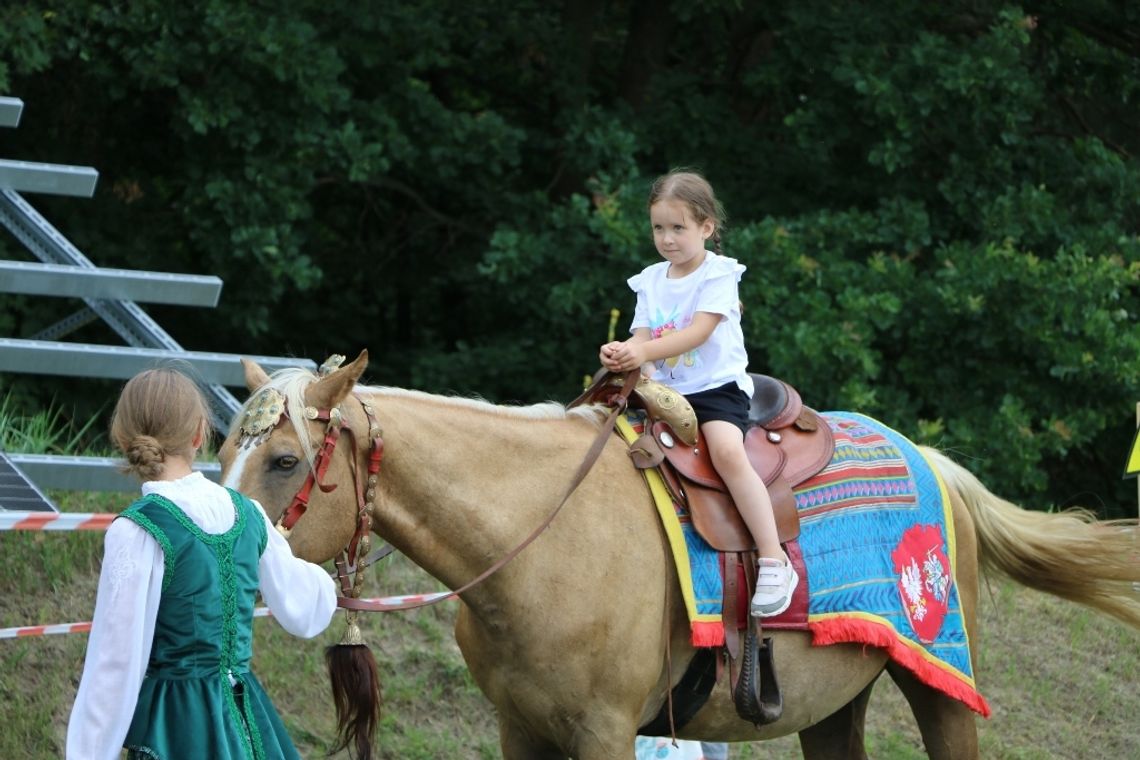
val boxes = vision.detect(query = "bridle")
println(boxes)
[276,400,384,565]
[236,383,385,609]
[236,368,641,614]
[278,398,385,606]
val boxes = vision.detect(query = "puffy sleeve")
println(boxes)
[67,518,163,760]
[627,267,652,331]
[694,254,746,318]
[630,290,650,332]
[254,500,338,638]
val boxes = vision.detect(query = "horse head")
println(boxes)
[219,350,372,564]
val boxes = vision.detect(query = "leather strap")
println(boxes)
[661,516,676,741]
[636,648,718,737]
[279,415,342,533]
[329,542,396,578]
[339,371,642,612]
[723,552,740,669]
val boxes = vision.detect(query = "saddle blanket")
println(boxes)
[618,411,990,717]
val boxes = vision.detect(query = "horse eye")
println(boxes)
[273,455,299,471]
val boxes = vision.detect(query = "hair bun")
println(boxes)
[125,435,165,480]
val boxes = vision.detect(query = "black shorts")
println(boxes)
[686,382,750,434]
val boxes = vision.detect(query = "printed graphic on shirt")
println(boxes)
[651,306,700,374]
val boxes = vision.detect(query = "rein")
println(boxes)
[262,371,647,615]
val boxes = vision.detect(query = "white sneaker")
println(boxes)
[751,557,799,618]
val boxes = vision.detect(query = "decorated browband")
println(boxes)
[237,354,348,448]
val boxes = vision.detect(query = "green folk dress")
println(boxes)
[119,489,300,760]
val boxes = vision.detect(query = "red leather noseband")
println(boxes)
[275,398,385,569]
[278,407,343,533]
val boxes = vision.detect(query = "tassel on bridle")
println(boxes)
[327,504,381,760]
[321,396,385,760]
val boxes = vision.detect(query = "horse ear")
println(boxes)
[307,350,370,408]
[241,358,272,392]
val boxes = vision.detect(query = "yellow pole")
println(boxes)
[584,308,622,390]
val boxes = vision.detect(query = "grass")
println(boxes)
[0,392,104,455]
[3,491,1138,759]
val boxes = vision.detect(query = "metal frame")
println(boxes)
[0,97,21,128]
[0,96,315,506]
[0,450,57,511]
[0,188,315,428]
[0,260,223,306]
[6,453,220,493]
[29,308,100,341]
[0,159,98,197]
[0,338,314,386]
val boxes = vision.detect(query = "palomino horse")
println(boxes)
[218,351,1140,760]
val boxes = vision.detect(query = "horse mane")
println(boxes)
[232,367,608,472]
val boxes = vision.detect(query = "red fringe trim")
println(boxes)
[690,621,724,648]
[810,618,991,717]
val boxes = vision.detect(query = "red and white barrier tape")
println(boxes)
[0,609,277,639]
[1,594,453,639]
[0,621,93,639]
[0,511,115,531]
[1,511,454,637]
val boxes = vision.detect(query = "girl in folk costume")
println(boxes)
[67,368,337,760]
[600,169,798,617]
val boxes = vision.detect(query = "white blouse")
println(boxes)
[65,472,338,760]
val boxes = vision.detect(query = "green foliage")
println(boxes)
[0,392,104,455]
[2,1,1139,513]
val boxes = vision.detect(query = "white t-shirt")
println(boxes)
[628,251,754,397]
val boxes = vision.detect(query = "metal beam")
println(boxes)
[0,451,57,511]
[0,97,22,128]
[29,307,101,341]
[0,338,315,387]
[0,260,223,306]
[0,189,268,427]
[0,189,195,347]
[6,453,220,493]
[0,159,99,197]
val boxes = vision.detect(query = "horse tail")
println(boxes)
[922,446,1140,629]
[325,616,382,760]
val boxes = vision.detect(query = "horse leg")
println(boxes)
[796,674,879,760]
[498,717,566,760]
[500,715,640,760]
[886,663,979,760]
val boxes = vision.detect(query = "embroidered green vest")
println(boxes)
[119,489,300,760]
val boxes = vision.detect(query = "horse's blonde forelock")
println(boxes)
[230,366,323,470]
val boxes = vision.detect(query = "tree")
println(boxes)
[1,1,1137,514]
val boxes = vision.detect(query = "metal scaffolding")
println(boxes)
[0,260,223,306]
[0,95,315,504]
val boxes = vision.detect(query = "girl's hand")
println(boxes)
[599,341,623,372]
[604,340,647,373]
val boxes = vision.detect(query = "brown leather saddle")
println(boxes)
[577,370,836,728]
[579,371,835,551]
